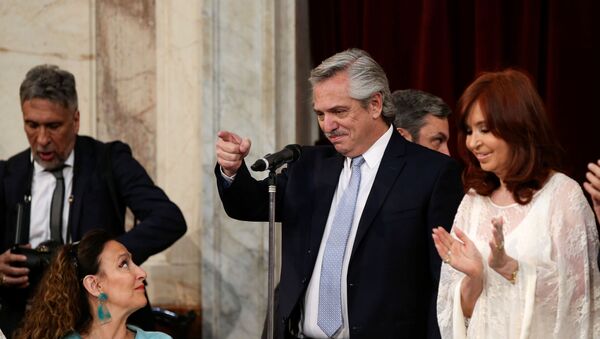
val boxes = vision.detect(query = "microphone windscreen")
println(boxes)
[251,158,268,171]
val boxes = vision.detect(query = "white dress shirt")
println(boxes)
[301,126,393,338]
[29,152,74,247]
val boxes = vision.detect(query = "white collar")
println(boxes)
[344,125,393,169]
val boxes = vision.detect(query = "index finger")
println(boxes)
[433,226,456,249]
[588,160,600,176]
[586,161,600,185]
[490,225,504,246]
[218,130,242,144]
[8,252,28,263]
[4,264,29,277]
[0,249,23,264]
[453,228,473,246]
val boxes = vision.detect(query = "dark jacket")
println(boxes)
[216,132,463,339]
[0,135,186,336]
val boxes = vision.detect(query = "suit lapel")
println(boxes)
[69,137,93,240]
[3,151,32,244]
[4,152,31,206]
[351,132,407,259]
[309,152,344,254]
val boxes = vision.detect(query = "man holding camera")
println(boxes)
[0,64,187,337]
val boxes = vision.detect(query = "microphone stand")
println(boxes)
[267,169,276,339]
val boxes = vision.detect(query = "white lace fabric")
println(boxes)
[437,173,600,338]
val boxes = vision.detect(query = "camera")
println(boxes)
[11,241,60,284]
[10,203,61,284]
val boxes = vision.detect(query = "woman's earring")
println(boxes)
[97,292,112,324]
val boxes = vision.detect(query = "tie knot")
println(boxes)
[351,155,365,168]
[47,166,65,179]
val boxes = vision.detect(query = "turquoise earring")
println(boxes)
[97,292,112,324]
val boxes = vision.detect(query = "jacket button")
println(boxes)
[301,277,307,284]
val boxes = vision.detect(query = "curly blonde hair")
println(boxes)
[14,230,111,339]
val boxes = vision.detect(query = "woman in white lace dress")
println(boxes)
[432,69,600,338]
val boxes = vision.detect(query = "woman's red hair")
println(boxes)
[456,69,563,204]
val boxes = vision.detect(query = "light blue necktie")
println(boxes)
[318,155,365,337]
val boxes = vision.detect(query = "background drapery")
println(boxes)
[308,0,600,184]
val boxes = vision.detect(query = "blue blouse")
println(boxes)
[63,324,171,339]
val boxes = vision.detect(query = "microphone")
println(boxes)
[251,144,302,171]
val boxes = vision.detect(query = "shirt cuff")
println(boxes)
[220,167,236,188]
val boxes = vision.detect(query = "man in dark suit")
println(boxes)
[392,89,452,156]
[215,49,463,338]
[0,64,186,337]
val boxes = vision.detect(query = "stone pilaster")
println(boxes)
[95,0,157,177]
[201,0,299,337]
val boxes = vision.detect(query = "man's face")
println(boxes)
[313,72,385,158]
[22,98,79,170]
[417,115,450,156]
[398,114,450,156]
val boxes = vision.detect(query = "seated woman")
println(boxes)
[15,229,170,338]
[433,69,600,338]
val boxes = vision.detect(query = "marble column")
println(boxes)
[95,0,157,177]
[201,0,300,337]
[147,0,203,309]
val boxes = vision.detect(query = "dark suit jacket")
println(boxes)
[215,132,463,339]
[0,135,186,335]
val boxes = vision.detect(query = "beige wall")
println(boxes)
[0,0,311,338]
[0,0,96,157]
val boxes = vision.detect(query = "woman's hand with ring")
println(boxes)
[488,217,509,269]
[488,217,519,281]
[433,226,483,279]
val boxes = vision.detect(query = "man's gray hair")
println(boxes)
[309,48,395,124]
[20,64,78,112]
[392,89,451,141]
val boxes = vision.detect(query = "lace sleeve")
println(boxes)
[438,175,600,338]
[534,176,600,337]
[437,193,475,339]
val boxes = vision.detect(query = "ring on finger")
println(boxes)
[0,273,5,286]
[496,241,504,251]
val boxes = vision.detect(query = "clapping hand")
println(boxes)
[487,217,519,282]
[488,217,508,269]
[432,227,483,279]
[584,159,600,224]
